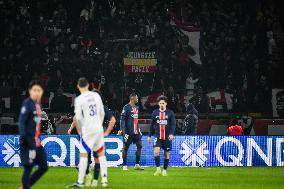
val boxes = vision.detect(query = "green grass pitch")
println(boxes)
[0,167,283,189]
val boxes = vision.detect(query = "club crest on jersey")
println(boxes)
[131,114,138,118]
[156,115,168,119]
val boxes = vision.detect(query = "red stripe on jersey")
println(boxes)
[159,112,165,140]
[132,107,138,134]
[35,104,41,147]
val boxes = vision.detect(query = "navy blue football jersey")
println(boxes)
[120,104,140,135]
[18,98,42,149]
[149,109,176,140]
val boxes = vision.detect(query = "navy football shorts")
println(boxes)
[123,133,142,145]
[20,146,47,167]
[154,137,172,151]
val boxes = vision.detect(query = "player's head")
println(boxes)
[28,80,44,103]
[129,93,138,104]
[77,77,89,93]
[157,95,167,111]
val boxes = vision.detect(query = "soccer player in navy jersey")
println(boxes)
[148,95,176,176]
[120,93,143,170]
[18,80,48,189]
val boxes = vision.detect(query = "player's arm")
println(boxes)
[168,111,176,141]
[74,98,83,128]
[104,107,116,136]
[193,78,199,83]
[18,102,33,148]
[68,116,81,135]
[119,106,127,135]
[67,116,75,135]
[18,101,36,161]
[148,112,155,143]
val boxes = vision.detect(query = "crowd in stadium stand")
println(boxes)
[0,0,283,114]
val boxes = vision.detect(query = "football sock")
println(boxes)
[99,156,108,180]
[122,146,129,166]
[86,152,92,175]
[123,156,127,166]
[163,159,169,170]
[136,142,142,164]
[94,163,100,180]
[22,165,32,189]
[154,156,160,167]
[30,162,48,186]
[136,155,141,165]
[78,156,88,184]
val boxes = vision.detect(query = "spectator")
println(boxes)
[190,88,210,113]
[183,103,198,135]
[185,72,199,101]
[0,0,283,115]
[50,87,70,113]
[166,86,180,113]
[267,31,276,55]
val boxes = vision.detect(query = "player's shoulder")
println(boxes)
[152,108,159,115]
[166,109,175,115]
[90,90,99,97]
[21,98,33,114]
[22,98,33,107]
[75,94,83,103]
[123,103,130,109]
[91,91,103,102]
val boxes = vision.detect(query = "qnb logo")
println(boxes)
[2,137,21,167]
[179,137,209,167]
[157,120,168,125]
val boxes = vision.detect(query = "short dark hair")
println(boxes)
[157,95,168,103]
[129,93,137,99]
[77,77,89,88]
[28,80,43,90]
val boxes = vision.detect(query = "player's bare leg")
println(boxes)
[97,149,108,187]
[122,144,130,170]
[134,140,144,170]
[153,147,161,176]
[162,151,170,176]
